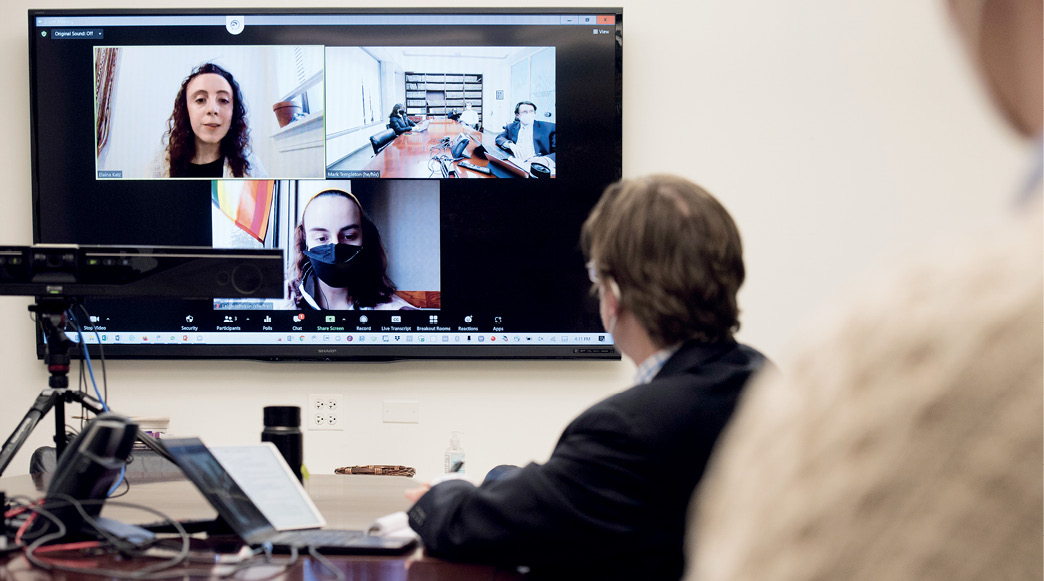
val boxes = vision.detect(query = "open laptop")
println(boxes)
[472,143,531,178]
[161,437,416,555]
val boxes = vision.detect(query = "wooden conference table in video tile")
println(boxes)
[363,119,518,179]
[0,473,524,580]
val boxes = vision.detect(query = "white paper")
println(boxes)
[210,443,327,531]
[507,156,531,173]
[368,511,419,539]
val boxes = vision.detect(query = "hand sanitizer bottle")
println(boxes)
[444,431,465,473]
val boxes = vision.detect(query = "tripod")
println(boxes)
[0,297,110,477]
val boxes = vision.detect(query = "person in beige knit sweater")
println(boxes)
[686,1,1042,579]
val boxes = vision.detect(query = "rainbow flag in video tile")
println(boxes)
[212,180,274,243]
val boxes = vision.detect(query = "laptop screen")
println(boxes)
[163,437,277,546]
[209,443,327,531]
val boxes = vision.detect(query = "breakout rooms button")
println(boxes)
[49,28,104,39]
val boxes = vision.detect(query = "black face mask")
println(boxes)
[303,243,364,289]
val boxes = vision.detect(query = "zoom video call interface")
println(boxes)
[29,10,621,359]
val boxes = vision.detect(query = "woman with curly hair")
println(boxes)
[149,63,267,178]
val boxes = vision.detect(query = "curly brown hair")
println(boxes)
[163,63,252,177]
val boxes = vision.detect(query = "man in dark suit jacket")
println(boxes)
[407,175,768,579]
[495,101,556,162]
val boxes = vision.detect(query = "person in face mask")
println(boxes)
[388,103,418,136]
[458,102,480,130]
[495,101,556,168]
[285,189,414,310]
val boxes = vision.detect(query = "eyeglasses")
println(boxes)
[587,260,622,300]
[585,260,599,284]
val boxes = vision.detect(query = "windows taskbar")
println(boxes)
[65,331,615,347]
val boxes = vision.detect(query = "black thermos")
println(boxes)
[262,406,303,482]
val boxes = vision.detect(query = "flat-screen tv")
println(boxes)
[28,8,622,361]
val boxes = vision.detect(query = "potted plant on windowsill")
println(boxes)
[273,101,302,127]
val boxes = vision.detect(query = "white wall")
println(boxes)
[325,48,383,134]
[366,182,442,292]
[1,0,1026,484]
[324,47,388,166]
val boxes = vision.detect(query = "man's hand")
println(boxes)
[404,471,471,504]
[404,483,431,503]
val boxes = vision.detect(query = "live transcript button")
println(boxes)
[48,29,104,40]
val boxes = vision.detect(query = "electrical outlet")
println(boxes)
[307,394,344,430]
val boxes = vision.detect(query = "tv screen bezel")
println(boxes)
[28,6,623,362]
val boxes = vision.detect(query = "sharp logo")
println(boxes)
[317,348,337,354]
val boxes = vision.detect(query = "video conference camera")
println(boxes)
[0,245,284,299]
[0,245,283,478]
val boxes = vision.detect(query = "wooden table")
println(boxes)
[0,474,525,580]
[363,119,505,179]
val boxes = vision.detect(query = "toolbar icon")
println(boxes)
[226,15,245,35]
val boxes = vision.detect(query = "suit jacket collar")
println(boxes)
[511,120,545,129]
[655,338,738,380]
